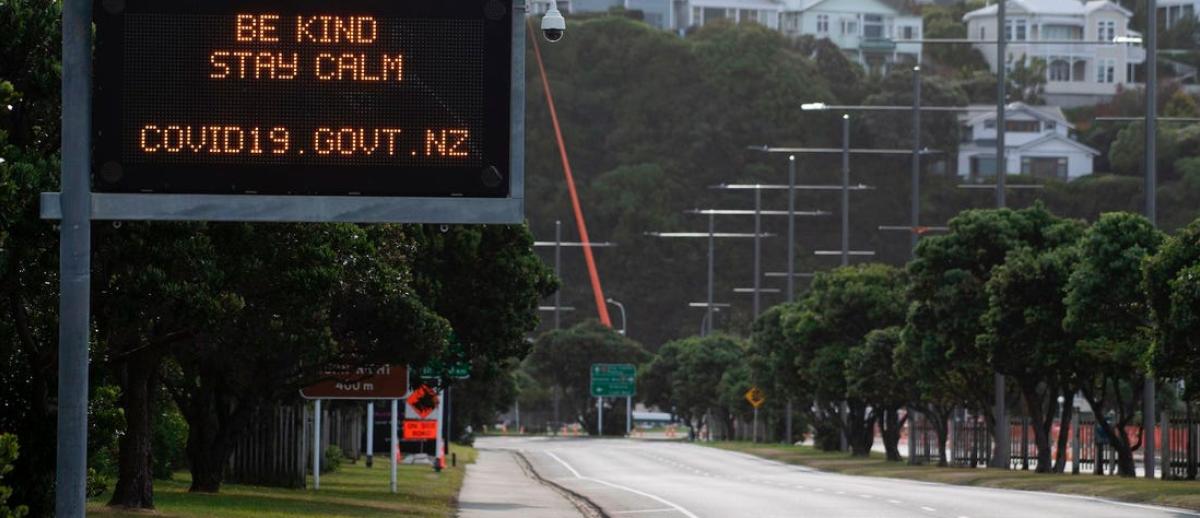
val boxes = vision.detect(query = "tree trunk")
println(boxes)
[847,402,875,457]
[185,405,230,493]
[932,409,950,467]
[880,408,905,462]
[1053,400,1073,474]
[109,350,161,509]
[1019,381,1055,473]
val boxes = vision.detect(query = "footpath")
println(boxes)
[457,447,587,518]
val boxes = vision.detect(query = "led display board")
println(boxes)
[93,0,514,197]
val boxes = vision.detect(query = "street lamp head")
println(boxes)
[800,102,828,111]
[1114,35,1142,44]
[842,114,850,120]
[913,65,920,72]
[789,155,795,162]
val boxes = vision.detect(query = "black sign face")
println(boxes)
[94,0,513,197]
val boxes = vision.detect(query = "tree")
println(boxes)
[979,216,1085,473]
[0,435,29,518]
[1008,57,1047,105]
[784,264,907,456]
[526,321,650,435]
[1146,216,1200,400]
[748,304,809,443]
[1067,212,1164,477]
[905,204,1074,466]
[845,327,908,461]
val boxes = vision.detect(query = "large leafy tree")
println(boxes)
[1146,217,1200,400]
[1067,212,1163,477]
[748,304,809,443]
[526,321,650,435]
[979,214,1085,473]
[785,264,906,456]
[904,204,1072,466]
[641,334,745,440]
[861,68,969,154]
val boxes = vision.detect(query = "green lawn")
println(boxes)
[87,445,477,518]
[710,441,1200,511]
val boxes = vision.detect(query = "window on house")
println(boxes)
[817,14,829,33]
[864,14,883,38]
[1006,120,1040,132]
[1049,59,1071,81]
[1097,59,1115,83]
[979,25,986,40]
[739,9,757,24]
[1098,20,1116,42]
[692,7,702,25]
[1045,121,1057,131]
[703,7,726,22]
[1005,18,1027,41]
[984,119,996,129]
[901,25,915,39]
[842,18,858,35]
[971,156,999,177]
[1022,157,1069,179]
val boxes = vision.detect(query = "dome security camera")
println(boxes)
[541,3,565,42]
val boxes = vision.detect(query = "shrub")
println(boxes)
[321,445,342,474]
[0,434,29,518]
[153,405,189,480]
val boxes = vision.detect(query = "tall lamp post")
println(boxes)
[534,228,615,330]
[606,298,627,336]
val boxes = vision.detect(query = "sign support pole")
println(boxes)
[56,0,93,515]
[598,397,604,437]
[435,388,446,471]
[391,399,398,493]
[753,407,759,443]
[366,401,375,468]
[313,399,322,490]
[627,396,632,436]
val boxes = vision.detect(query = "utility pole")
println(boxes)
[754,188,763,317]
[841,115,851,268]
[908,66,922,465]
[786,155,796,445]
[992,0,1011,470]
[554,220,562,330]
[707,212,716,335]
[1144,0,1159,479]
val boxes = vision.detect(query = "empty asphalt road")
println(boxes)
[476,436,1200,518]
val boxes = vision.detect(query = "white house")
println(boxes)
[778,0,923,72]
[963,0,1146,106]
[957,102,1099,181]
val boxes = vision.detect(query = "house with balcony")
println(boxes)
[778,0,923,72]
[958,102,1099,180]
[680,0,783,29]
[963,0,1146,107]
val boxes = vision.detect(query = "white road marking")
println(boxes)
[859,494,873,499]
[793,485,806,489]
[545,451,701,518]
[613,509,678,515]
[921,506,937,513]
[888,500,903,504]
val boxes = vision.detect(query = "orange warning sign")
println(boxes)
[404,420,438,440]
[407,385,439,419]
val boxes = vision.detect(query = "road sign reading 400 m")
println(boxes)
[93,0,514,197]
[590,364,636,398]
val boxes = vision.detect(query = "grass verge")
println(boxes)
[86,445,477,518]
[709,441,1200,511]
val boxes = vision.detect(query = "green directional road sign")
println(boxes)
[590,363,636,397]
[419,362,470,380]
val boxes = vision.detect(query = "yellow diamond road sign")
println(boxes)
[745,387,766,409]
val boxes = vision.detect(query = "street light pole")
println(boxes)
[606,298,627,336]
[1144,0,1159,478]
[842,114,851,268]
[754,188,763,317]
[707,212,716,335]
[993,0,1011,470]
[911,66,922,253]
[787,156,797,303]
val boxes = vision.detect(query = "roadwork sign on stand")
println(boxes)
[745,387,766,443]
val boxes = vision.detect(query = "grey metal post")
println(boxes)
[598,397,604,437]
[753,407,759,443]
[1161,409,1170,480]
[555,220,562,330]
[911,66,922,253]
[1144,0,1159,479]
[706,212,716,335]
[787,156,797,303]
[313,399,322,490]
[56,0,92,514]
[992,0,1011,469]
[841,115,850,268]
[1072,408,1081,475]
[627,396,633,436]
[753,188,763,317]
[785,401,794,445]
[367,401,375,468]
[390,399,398,493]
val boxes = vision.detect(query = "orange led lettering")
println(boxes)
[249,127,263,154]
[297,16,318,43]
[381,129,403,155]
[259,14,280,42]
[236,14,256,42]
[382,54,403,81]
[222,126,244,154]
[254,53,275,79]
[336,54,357,80]
[186,126,207,152]
[295,15,378,43]
[314,128,335,155]
[140,125,161,152]
[270,128,290,154]
[337,128,357,156]
[446,130,469,157]
[210,51,230,79]
[315,53,335,80]
[163,125,184,152]
[276,53,298,79]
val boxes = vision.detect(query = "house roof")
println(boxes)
[963,0,1128,20]
[783,0,903,15]
[961,102,1073,128]
[1017,132,1101,155]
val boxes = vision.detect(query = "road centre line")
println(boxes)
[613,509,678,515]
[545,451,701,518]
[921,506,937,512]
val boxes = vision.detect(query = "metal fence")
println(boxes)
[909,411,942,465]
[1164,413,1200,480]
[226,403,310,488]
[950,413,992,468]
